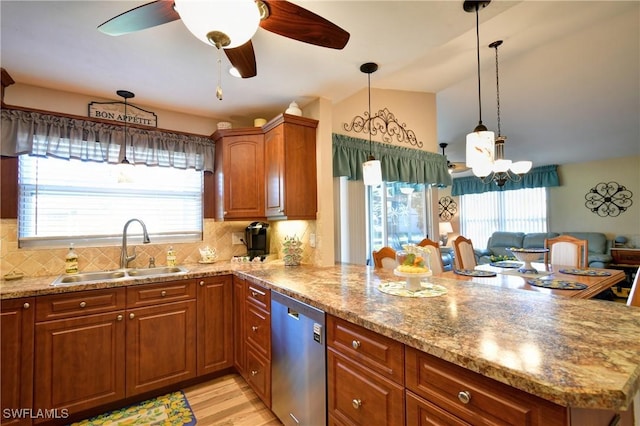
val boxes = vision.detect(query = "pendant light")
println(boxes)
[117,90,134,165]
[475,40,532,186]
[463,1,495,173]
[361,62,382,186]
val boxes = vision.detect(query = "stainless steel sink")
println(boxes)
[51,266,188,286]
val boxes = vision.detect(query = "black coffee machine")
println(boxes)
[245,222,269,260]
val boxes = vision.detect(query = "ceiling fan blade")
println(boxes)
[224,40,257,78]
[259,0,350,49]
[97,0,180,36]
[450,162,471,173]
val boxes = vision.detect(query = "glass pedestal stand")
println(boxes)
[394,269,433,291]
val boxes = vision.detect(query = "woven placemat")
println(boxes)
[378,281,448,298]
[559,268,612,277]
[454,269,497,277]
[526,278,587,290]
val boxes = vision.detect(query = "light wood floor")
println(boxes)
[183,373,283,425]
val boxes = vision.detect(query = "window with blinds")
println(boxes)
[459,187,548,250]
[18,155,203,248]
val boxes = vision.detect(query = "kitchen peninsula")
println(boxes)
[2,262,639,425]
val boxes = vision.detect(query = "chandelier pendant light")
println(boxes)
[476,40,532,186]
[117,90,135,165]
[361,62,382,186]
[464,0,495,172]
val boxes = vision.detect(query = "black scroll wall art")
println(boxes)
[438,196,457,221]
[343,107,423,148]
[584,182,633,217]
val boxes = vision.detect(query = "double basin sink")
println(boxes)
[51,266,189,286]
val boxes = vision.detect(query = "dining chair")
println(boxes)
[372,246,397,270]
[452,236,477,270]
[544,235,588,268]
[417,238,444,274]
[627,267,640,307]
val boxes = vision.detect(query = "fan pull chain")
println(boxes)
[216,48,223,101]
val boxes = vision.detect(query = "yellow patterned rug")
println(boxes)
[70,391,196,426]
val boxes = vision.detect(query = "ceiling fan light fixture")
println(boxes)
[229,67,242,78]
[174,0,260,49]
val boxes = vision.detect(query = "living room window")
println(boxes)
[18,155,203,248]
[458,187,548,249]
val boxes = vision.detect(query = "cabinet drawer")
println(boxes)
[246,282,270,311]
[406,390,470,426]
[246,346,271,408]
[36,288,125,321]
[327,315,404,384]
[245,303,270,359]
[327,349,405,426]
[126,280,196,308]
[405,347,566,426]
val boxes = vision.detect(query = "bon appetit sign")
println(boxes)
[88,101,157,127]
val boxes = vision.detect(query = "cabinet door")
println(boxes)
[126,300,196,396]
[233,276,246,376]
[246,346,271,408]
[215,134,265,220]
[34,311,126,416]
[264,124,285,217]
[196,276,233,375]
[1,298,34,426]
[406,390,471,426]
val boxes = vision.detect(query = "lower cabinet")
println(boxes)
[243,281,271,407]
[196,276,233,376]
[1,298,35,426]
[232,275,246,377]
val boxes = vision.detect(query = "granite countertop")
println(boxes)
[2,262,640,411]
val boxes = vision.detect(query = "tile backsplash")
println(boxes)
[1,218,318,278]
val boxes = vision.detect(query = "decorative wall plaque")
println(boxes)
[343,107,423,148]
[584,182,633,217]
[88,101,157,127]
[438,196,457,221]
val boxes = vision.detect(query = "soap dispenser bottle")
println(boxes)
[65,243,79,274]
[166,246,176,267]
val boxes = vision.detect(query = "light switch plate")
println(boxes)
[232,232,244,245]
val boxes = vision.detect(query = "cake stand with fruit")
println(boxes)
[508,247,549,274]
[394,251,432,291]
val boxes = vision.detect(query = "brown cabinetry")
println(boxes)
[264,114,318,220]
[196,275,233,375]
[243,281,271,407]
[405,346,567,426]
[212,129,265,220]
[233,275,246,376]
[327,315,405,426]
[1,298,34,426]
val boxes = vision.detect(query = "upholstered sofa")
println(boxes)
[475,231,612,268]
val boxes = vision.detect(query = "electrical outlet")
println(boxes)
[232,232,244,245]
[310,233,316,248]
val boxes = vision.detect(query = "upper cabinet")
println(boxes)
[264,114,318,220]
[212,128,265,221]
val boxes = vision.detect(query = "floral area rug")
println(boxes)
[69,391,196,426]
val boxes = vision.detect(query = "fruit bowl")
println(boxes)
[508,247,549,274]
[394,249,432,290]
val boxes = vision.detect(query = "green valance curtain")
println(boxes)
[332,133,452,186]
[451,164,560,196]
[1,108,215,171]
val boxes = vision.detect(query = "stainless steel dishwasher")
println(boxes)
[271,291,326,426]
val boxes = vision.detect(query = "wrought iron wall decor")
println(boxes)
[584,182,633,217]
[438,196,457,221]
[343,107,423,148]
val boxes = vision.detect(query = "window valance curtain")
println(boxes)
[332,133,452,186]
[1,108,215,171]
[451,164,559,196]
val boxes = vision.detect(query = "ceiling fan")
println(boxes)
[439,143,470,174]
[97,0,350,79]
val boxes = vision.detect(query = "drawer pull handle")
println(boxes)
[249,287,265,297]
[458,391,471,404]
[116,314,123,321]
[352,340,361,350]
[79,301,87,308]
[129,313,135,319]
[161,290,167,297]
[252,326,259,332]
[251,370,259,376]
[352,399,362,409]
[23,302,30,309]
[199,281,205,286]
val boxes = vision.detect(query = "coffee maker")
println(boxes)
[245,222,269,260]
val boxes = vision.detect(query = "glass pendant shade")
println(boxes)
[363,158,382,186]
[472,162,493,178]
[465,127,495,168]
[511,160,533,175]
[174,0,260,48]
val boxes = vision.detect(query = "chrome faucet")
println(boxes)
[120,218,151,269]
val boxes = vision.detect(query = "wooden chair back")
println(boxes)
[453,236,476,270]
[544,235,588,268]
[372,247,397,270]
[627,267,640,307]
[417,238,444,274]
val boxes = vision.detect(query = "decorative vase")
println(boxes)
[285,101,302,116]
[282,235,303,266]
